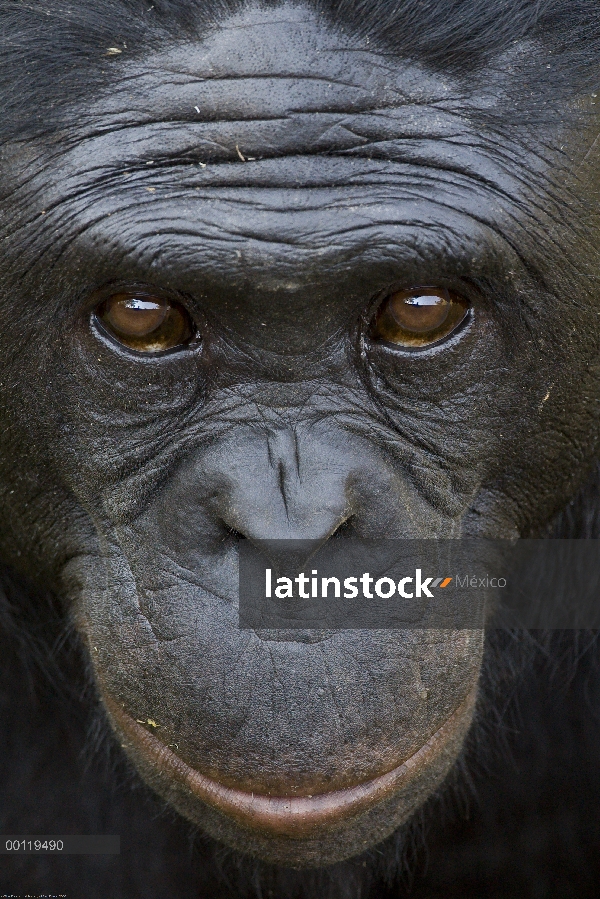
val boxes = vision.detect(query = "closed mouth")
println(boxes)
[106,685,477,838]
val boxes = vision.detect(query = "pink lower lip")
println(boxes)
[106,686,477,838]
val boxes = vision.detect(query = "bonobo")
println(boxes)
[1,0,600,895]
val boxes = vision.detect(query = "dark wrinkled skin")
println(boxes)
[0,1,599,869]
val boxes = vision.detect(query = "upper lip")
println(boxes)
[106,686,477,837]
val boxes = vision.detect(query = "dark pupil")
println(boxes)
[388,291,450,333]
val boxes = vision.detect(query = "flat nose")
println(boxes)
[207,427,352,548]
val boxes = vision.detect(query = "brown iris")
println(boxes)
[371,287,469,348]
[95,291,194,353]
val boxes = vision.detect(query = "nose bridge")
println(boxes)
[220,424,352,542]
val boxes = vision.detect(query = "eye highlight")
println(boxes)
[95,291,194,353]
[371,287,470,349]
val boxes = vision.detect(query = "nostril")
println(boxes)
[223,523,246,542]
[331,515,354,538]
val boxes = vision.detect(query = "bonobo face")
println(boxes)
[1,1,600,867]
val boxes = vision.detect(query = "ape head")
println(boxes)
[0,0,599,869]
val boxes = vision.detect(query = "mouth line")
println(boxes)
[106,685,477,838]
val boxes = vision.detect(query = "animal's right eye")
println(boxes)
[95,291,195,353]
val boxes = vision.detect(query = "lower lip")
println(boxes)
[106,686,477,837]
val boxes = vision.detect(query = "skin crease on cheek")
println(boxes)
[0,0,599,884]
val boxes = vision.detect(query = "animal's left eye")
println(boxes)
[95,291,195,353]
[371,287,470,349]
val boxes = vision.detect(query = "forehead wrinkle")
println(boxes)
[26,12,484,151]
[9,154,556,291]
[22,100,551,209]
[2,35,578,293]
[41,19,564,143]
[28,143,554,256]
[7,13,572,205]
[19,43,569,210]
[48,83,471,163]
